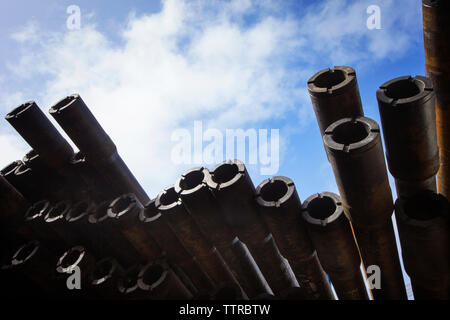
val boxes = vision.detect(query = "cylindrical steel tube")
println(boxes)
[107,193,162,262]
[1,160,25,194]
[377,75,439,197]
[255,177,335,300]
[49,94,150,205]
[117,264,147,299]
[0,174,29,231]
[11,163,45,202]
[89,257,125,299]
[138,261,193,300]
[307,66,364,135]
[5,101,74,168]
[206,160,299,295]
[423,0,450,199]
[175,167,272,298]
[155,186,241,291]
[0,240,60,298]
[395,191,449,300]
[323,116,407,300]
[139,200,216,294]
[301,192,368,300]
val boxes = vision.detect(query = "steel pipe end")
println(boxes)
[88,200,111,224]
[22,150,39,165]
[307,66,357,96]
[48,94,80,115]
[206,159,247,190]
[139,200,162,223]
[91,257,122,286]
[301,192,344,226]
[1,160,23,177]
[377,75,434,108]
[137,261,168,292]
[423,0,450,9]
[56,245,86,274]
[117,264,141,295]
[24,200,51,222]
[9,240,40,267]
[174,166,208,196]
[44,201,71,223]
[155,186,182,211]
[5,101,37,120]
[323,117,380,155]
[255,176,295,208]
[107,193,144,220]
[66,200,95,223]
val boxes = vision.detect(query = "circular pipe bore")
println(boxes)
[138,263,167,291]
[24,200,50,221]
[5,101,34,119]
[107,193,143,219]
[307,197,337,220]
[313,69,347,89]
[258,180,289,202]
[118,265,141,294]
[92,258,118,285]
[66,201,93,222]
[179,169,205,191]
[45,201,70,223]
[211,163,239,184]
[11,240,40,265]
[88,200,110,224]
[57,246,85,273]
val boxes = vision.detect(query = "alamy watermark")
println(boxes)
[171,121,280,175]
[66,5,81,30]
[366,5,381,30]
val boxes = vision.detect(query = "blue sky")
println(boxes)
[0,0,424,297]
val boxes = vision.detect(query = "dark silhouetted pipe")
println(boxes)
[255,176,335,300]
[301,192,369,300]
[323,116,407,300]
[307,66,364,135]
[423,0,450,200]
[90,257,125,299]
[377,75,439,197]
[0,175,29,234]
[107,193,162,262]
[140,200,216,294]
[175,167,272,298]
[395,191,449,300]
[138,261,193,300]
[117,264,147,299]
[212,282,248,300]
[5,101,74,168]
[49,94,150,205]
[206,160,299,295]
[155,186,242,292]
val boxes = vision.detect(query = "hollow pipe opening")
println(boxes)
[159,187,179,206]
[313,69,346,89]
[141,264,165,287]
[384,78,423,100]
[331,121,370,145]
[67,201,91,221]
[59,247,84,270]
[259,180,288,202]
[179,170,205,190]
[92,258,115,284]
[211,163,239,184]
[5,101,34,119]
[50,95,77,113]
[25,200,50,220]
[13,241,39,264]
[307,196,337,220]
[46,201,70,222]
[402,192,444,221]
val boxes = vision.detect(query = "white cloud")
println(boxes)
[0,134,29,166]
[10,21,39,44]
[1,0,420,197]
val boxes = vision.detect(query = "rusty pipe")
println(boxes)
[423,0,450,199]
[301,192,369,300]
[90,257,125,299]
[107,193,162,262]
[206,160,299,295]
[138,260,193,300]
[175,167,272,298]
[155,186,242,292]
[255,177,335,300]
[377,75,439,197]
[139,200,216,294]
[323,116,407,300]
[395,191,449,299]
[49,94,150,205]
[307,66,364,135]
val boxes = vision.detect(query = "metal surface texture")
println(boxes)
[206,159,299,295]
[255,176,335,300]
[323,116,407,300]
[307,66,364,135]
[301,192,368,300]
[377,75,439,197]
[395,190,449,299]
[175,166,272,298]
[423,0,450,199]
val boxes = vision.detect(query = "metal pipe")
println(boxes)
[301,192,369,300]
[107,193,162,262]
[90,257,125,299]
[255,177,335,300]
[11,163,44,202]
[423,0,450,199]
[1,160,24,192]
[395,191,449,299]
[117,264,147,299]
[0,174,29,232]
[175,167,272,298]
[307,66,364,135]
[138,260,194,300]
[0,240,59,298]
[5,101,74,168]
[49,94,150,205]
[205,159,299,295]
[323,116,407,300]
[56,245,97,298]
[377,75,439,197]
[139,200,216,294]
[155,186,242,292]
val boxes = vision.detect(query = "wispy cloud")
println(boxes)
[1,0,421,196]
